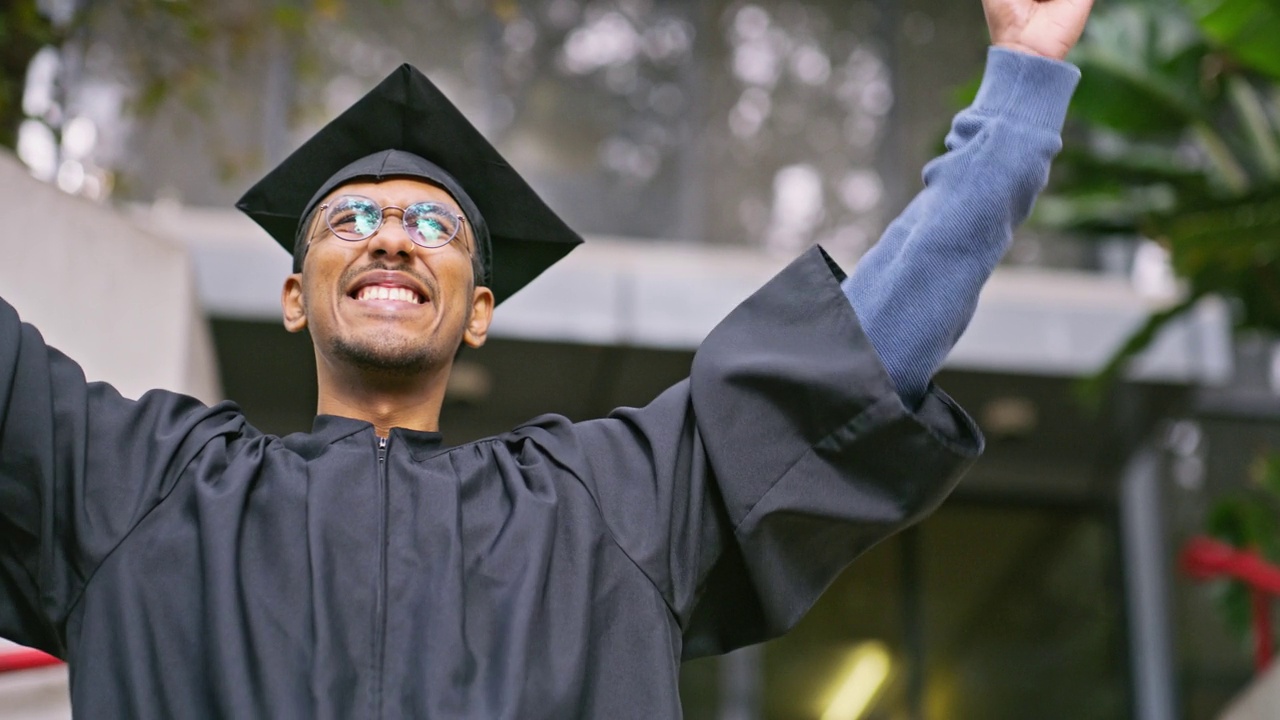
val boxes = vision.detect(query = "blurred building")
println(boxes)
[5,0,1279,718]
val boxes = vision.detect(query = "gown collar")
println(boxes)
[286,414,446,460]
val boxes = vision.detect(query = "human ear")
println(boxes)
[462,286,495,349]
[281,274,308,333]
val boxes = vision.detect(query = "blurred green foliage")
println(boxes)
[0,0,61,149]
[1206,454,1280,639]
[1037,0,1280,392]
[0,0,361,154]
[1045,0,1280,655]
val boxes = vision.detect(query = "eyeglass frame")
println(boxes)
[313,194,469,250]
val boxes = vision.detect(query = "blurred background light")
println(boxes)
[61,116,97,160]
[819,641,892,720]
[16,119,57,181]
[21,47,60,119]
[55,159,85,194]
[561,11,640,74]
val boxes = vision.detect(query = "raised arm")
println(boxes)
[537,0,1096,656]
[845,0,1094,406]
[0,297,238,655]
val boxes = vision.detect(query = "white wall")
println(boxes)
[0,153,220,403]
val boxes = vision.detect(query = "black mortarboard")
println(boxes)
[235,64,584,304]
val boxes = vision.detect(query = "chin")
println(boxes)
[330,334,445,376]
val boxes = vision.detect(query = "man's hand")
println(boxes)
[983,0,1095,61]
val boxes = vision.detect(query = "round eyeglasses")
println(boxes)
[317,194,467,249]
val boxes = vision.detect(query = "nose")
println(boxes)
[365,207,416,261]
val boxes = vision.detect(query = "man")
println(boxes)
[0,0,1093,717]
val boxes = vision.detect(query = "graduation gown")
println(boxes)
[0,247,982,719]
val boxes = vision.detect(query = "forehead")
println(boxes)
[319,176,461,209]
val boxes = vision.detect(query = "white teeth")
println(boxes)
[356,285,421,304]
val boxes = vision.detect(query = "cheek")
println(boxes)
[444,274,478,315]
[301,252,347,306]
[299,274,337,326]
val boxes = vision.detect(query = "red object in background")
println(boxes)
[0,648,61,674]
[1181,535,1280,673]
[1253,587,1274,672]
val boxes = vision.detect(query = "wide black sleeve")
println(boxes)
[519,246,983,658]
[0,297,240,655]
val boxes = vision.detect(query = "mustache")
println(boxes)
[339,261,439,300]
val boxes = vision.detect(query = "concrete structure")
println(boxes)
[1219,663,1280,720]
[147,202,1232,386]
[0,156,220,403]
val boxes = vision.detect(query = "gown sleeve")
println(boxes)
[513,247,983,659]
[515,52,1081,658]
[0,297,239,655]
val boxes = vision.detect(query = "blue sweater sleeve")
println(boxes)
[842,48,1080,407]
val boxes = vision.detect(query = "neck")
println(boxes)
[314,355,450,437]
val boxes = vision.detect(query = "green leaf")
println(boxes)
[1071,52,1208,134]
[1254,452,1280,498]
[1211,579,1254,639]
[1056,144,1211,186]
[1068,5,1213,134]
[1209,496,1253,545]
[1143,189,1280,330]
[1206,491,1280,554]
[1076,294,1203,404]
[1184,0,1280,80]
[1226,76,1280,180]
[1035,142,1215,236]
[1032,187,1174,236]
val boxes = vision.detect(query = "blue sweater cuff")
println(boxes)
[973,47,1081,132]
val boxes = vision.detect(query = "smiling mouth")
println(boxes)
[350,284,426,304]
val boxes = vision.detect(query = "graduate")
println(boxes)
[0,0,1094,716]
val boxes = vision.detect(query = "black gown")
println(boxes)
[0,247,982,719]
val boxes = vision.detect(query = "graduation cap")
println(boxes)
[236,64,584,305]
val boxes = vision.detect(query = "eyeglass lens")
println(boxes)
[326,195,461,248]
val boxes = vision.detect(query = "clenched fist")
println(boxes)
[983,0,1096,61]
